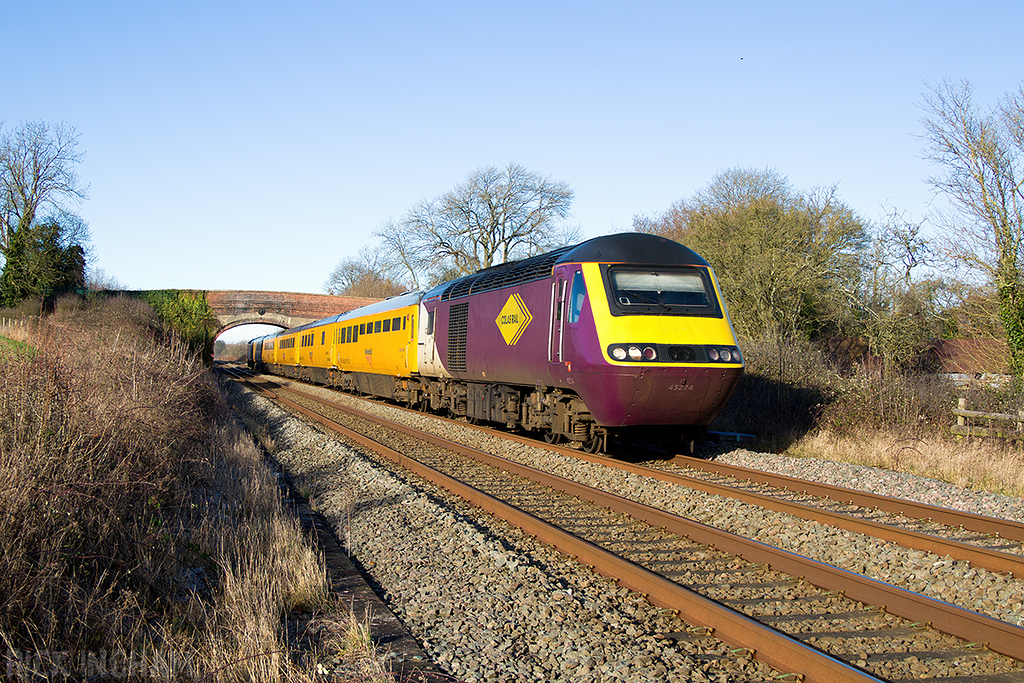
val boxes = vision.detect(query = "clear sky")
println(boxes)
[4,1,1021,307]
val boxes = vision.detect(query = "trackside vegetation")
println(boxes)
[136,289,218,358]
[0,297,389,681]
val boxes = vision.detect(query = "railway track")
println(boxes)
[237,363,1024,582]
[648,456,1024,574]
[233,374,1024,682]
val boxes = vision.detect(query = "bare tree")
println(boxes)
[921,79,1024,374]
[401,163,578,281]
[375,217,425,290]
[860,207,947,372]
[87,267,124,291]
[0,121,89,259]
[323,242,406,299]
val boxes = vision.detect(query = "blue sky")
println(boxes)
[4,1,1021,314]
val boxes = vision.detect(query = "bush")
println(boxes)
[711,336,837,452]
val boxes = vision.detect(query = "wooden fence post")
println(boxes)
[958,397,967,438]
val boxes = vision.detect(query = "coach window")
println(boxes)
[393,316,401,331]
[382,318,391,333]
[568,270,586,324]
[374,320,382,334]
[359,323,366,335]
[321,331,326,345]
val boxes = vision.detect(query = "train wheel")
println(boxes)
[582,435,603,454]
[543,428,563,445]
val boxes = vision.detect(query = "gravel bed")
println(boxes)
[279,382,1024,631]
[229,383,778,683]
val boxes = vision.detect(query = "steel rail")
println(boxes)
[252,374,1024,543]
[256,380,1024,666]
[244,379,882,683]
[577,454,1024,578]
[671,454,1024,543]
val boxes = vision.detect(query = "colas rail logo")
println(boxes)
[495,293,533,345]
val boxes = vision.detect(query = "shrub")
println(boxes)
[0,297,224,651]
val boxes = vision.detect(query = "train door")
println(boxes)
[549,265,571,366]
[417,298,451,377]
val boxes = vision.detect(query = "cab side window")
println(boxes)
[568,271,586,324]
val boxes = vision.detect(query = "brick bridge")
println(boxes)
[205,290,381,336]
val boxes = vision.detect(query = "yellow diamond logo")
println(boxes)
[495,293,533,345]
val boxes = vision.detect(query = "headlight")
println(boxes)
[608,344,659,362]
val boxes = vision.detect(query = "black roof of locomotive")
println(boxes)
[432,233,709,302]
[559,232,708,267]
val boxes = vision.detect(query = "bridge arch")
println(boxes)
[205,290,380,338]
[216,316,290,338]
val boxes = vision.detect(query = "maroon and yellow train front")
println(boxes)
[573,239,743,428]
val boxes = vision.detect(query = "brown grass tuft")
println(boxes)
[790,429,1024,497]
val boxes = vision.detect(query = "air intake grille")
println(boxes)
[447,302,469,372]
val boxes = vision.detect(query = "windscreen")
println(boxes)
[606,267,720,316]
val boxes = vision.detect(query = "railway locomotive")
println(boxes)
[247,233,743,453]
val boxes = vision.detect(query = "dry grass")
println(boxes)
[0,297,391,681]
[0,319,33,345]
[303,607,394,683]
[789,429,1024,497]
